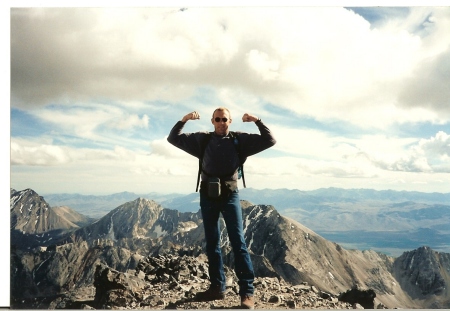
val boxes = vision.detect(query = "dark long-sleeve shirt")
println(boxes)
[167,120,276,181]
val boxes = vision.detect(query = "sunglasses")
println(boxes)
[214,117,228,123]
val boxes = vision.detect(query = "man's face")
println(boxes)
[211,109,232,136]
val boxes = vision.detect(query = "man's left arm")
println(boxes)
[240,113,276,157]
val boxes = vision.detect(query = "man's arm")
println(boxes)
[239,113,276,157]
[181,111,200,123]
[167,111,205,158]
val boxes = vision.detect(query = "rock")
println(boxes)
[286,299,296,308]
[268,294,283,303]
[80,304,95,309]
[83,254,355,309]
[93,264,149,309]
[339,286,376,309]
[320,291,332,299]
[377,302,387,309]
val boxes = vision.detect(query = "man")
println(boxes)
[167,107,276,309]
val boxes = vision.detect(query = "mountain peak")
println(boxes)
[10,188,82,249]
[394,246,447,298]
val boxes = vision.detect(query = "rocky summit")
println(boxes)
[10,188,450,309]
[50,254,358,310]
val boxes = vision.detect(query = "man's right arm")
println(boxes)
[167,112,204,158]
[181,111,200,123]
[167,120,187,146]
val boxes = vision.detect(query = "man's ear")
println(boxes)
[229,118,232,124]
[211,118,214,125]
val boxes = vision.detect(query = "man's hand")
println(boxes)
[181,111,200,122]
[242,113,259,122]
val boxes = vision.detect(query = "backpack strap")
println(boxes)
[230,132,246,188]
[196,132,212,192]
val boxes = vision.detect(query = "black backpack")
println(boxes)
[195,131,246,192]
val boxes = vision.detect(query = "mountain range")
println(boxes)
[10,187,450,309]
[44,187,450,256]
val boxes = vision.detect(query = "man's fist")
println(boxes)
[182,111,200,122]
[242,113,259,122]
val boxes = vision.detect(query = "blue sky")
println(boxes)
[8,5,450,196]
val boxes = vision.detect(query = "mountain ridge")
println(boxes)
[10,188,450,309]
[42,187,450,255]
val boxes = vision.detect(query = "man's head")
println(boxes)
[211,107,232,136]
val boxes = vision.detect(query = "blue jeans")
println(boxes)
[200,189,254,296]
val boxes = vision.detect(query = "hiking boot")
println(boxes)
[241,295,254,309]
[195,286,225,301]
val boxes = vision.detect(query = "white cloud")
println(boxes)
[269,125,450,175]
[9,7,450,195]
[149,137,189,158]
[10,131,450,195]
[32,104,150,148]
[398,49,450,117]
[270,125,416,164]
[108,114,149,130]
[11,7,450,128]
[34,104,115,139]
[231,153,450,193]
[11,140,72,166]
[10,137,143,165]
[113,146,137,161]
[369,153,433,173]
[419,131,450,158]
[246,49,280,81]
[362,131,450,173]
[9,136,200,193]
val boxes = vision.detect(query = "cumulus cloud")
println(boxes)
[11,7,450,128]
[10,137,143,166]
[9,7,450,195]
[270,125,450,176]
[418,131,450,158]
[270,125,415,166]
[398,49,450,117]
[362,131,450,173]
[32,103,149,146]
[388,8,450,117]
[369,153,433,173]
[11,140,72,166]
[149,137,188,158]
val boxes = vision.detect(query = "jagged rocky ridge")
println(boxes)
[10,188,450,309]
[49,254,367,310]
[10,188,88,249]
[393,246,450,308]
